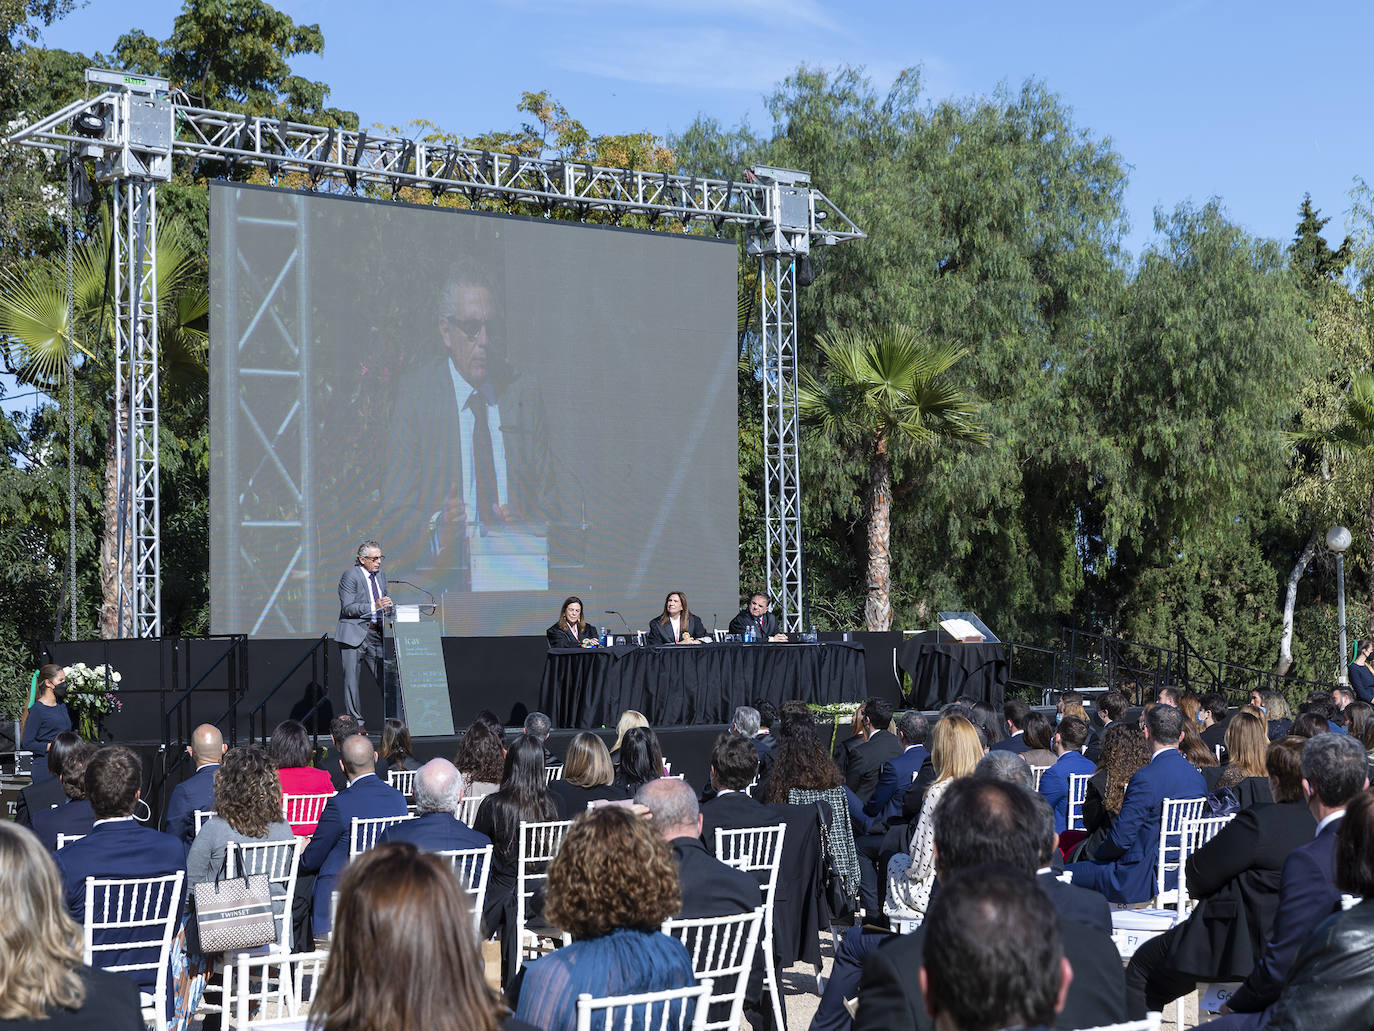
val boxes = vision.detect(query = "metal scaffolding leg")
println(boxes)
[113,180,161,637]
[760,254,804,631]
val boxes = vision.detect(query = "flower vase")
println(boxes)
[76,710,100,742]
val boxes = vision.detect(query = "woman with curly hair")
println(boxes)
[612,726,665,795]
[512,807,694,1031]
[1075,720,1150,861]
[885,714,983,918]
[455,717,506,799]
[310,842,534,1031]
[187,745,295,890]
[0,823,144,1030]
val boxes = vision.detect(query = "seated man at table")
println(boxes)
[728,592,788,641]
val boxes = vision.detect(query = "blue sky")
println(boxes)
[32,0,1373,263]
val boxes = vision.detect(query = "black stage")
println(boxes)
[539,641,867,727]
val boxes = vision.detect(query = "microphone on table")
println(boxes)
[605,610,631,632]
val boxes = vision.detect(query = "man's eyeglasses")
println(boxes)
[444,316,488,337]
[362,554,384,562]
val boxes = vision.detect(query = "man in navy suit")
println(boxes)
[31,739,97,852]
[378,758,490,852]
[1065,703,1206,903]
[989,698,1033,754]
[336,541,391,722]
[1039,715,1096,834]
[1195,732,1369,1030]
[54,746,187,995]
[849,711,930,913]
[163,723,225,845]
[842,698,904,803]
[300,733,408,938]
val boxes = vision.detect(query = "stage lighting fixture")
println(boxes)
[71,104,108,138]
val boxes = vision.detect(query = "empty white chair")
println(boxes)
[715,823,787,1031]
[437,844,494,938]
[233,948,329,1029]
[661,907,764,1031]
[82,871,185,1031]
[281,791,333,833]
[515,819,574,974]
[388,768,417,796]
[1066,772,1092,832]
[193,809,217,835]
[574,980,714,1031]
[349,814,413,859]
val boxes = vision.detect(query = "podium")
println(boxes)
[385,604,455,736]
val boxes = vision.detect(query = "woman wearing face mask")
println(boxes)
[21,665,73,783]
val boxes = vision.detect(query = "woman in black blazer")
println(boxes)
[645,590,708,645]
[545,596,597,649]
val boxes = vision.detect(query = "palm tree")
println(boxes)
[0,216,207,637]
[799,325,988,631]
[1293,369,1374,637]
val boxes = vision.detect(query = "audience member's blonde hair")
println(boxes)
[1259,690,1292,722]
[562,732,614,788]
[1223,711,1270,780]
[0,823,87,1019]
[931,715,984,783]
[611,710,648,753]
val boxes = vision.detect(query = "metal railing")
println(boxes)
[245,635,331,754]
[159,635,247,796]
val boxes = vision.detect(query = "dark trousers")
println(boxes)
[339,628,382,720]
[810,926,892,1031]
[1124,928,1201,1016]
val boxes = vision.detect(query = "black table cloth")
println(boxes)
[896,633,1007,710]
[539,641,867,728]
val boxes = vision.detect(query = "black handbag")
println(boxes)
[815,800,857,924]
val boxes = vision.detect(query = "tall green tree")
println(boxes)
[799,326,987,630]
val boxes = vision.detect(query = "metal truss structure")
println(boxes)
[8,69,863,635]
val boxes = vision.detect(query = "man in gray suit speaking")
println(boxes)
[336,540,391,721]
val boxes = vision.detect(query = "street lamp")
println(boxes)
[1327,525,1353,685]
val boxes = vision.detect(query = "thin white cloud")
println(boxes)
[491,0,845,34]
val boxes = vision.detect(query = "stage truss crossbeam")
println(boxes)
[7,72,864,637]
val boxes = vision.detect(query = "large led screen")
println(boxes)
[210,182,739,637]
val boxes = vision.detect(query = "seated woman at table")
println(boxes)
[645,590,708,645]
[545,596,598,649]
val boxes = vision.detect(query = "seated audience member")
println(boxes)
[378,758,490,852]
[1299,691,1341,733]
[1180,709,1222,773]
[1290,710,1332,739]
[989,698,1032,754]
[1124,736,1314,1015]
[1020,710,1059,770]
[608,709,648,766]
[967,699,1005,749]
[1204,711,1274,808]
[851,710,929,829]
[186,745,294,891]
[1076,720,1150,860]
[31,740,98,852]
[838,777,1126,1031]
[522,711,558,766]
[974,749,1035,790]
[455,717,506,799]
[1066,703,1206,903]
[885,715,983,919]
[753,699,778,751]
[319,714,361,793]
[1039,714,1094,833]
[920,866,1072,1031]
[612,725,666,795]
[1178,690,1201,724]
[1346,700,1374,775]
[1259,788,1374,1031]
[841,697,902,802]
[269,718,335,836]
[729,705,775,785]
[16,731,82,828]
[512,807,696,1031]
[52,747,187,997]
[700,734,776,849]
[637,777,759,918]
[472,736,557,979]
[310,842,536,1031]
[299,734,408,938]
[0,823,144,1031]
[164,724,226,846]
[21,664,72,785]
[1157,686,1180,707]
[1257,690,1294,740]
[1086,690,1129,763]
[1194,732,1369,1030]
[376,717,419,782]
[1198,692,1231,755]
[546,732,626,818]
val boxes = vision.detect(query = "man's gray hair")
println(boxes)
[896,710,929,747]
[356,539,381,559]
[732,705,761,738]
[523,711,552,743]
[413,758,465,814]
[635,777,699,833]
[973,750,1035,791]
[1301,733,1368,807]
